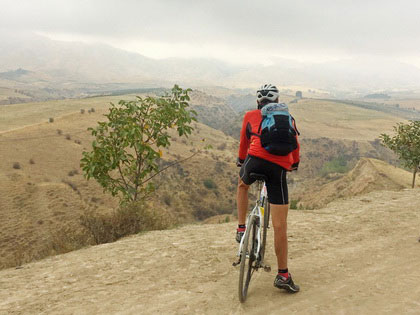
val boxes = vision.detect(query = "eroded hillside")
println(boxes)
[0,101,239,269]
[295,158,419,209]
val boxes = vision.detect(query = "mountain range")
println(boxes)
[2,33,420,94]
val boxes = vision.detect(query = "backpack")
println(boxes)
[255,103,299,156]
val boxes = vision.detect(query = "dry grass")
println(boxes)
[81,202,172,245]
[0,95,239,269]
[382,98,420,111]
[289,99,406,140]
[0,94,138,132]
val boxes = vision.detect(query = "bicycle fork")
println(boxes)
[232,212,270,272]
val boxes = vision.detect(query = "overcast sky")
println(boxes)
[1,0,420,66]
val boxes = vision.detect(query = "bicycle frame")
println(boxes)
[236,180,268,262]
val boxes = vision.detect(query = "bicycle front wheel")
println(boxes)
[238,214,257,303]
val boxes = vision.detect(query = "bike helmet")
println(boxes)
[256,84,279,102]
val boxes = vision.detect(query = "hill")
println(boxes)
[0,96,239,269]
[0,91,411,268]
[220,97,408,140]
[0,189,419,314]
[296,158,418,209]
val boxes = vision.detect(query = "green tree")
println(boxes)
[81,85,197,203]
[380,120,420,188]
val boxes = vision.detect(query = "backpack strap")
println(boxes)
[257,120,263,135]
[246,121,261,139]
[292,117,300,136]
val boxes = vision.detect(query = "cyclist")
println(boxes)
[236,84,300,293]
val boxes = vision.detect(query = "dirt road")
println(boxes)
[1,189,419,314]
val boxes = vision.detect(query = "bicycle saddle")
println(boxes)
[249,173,268,182]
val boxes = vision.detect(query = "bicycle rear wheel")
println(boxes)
[238,214,257,303]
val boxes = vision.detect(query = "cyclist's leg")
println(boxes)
[270,204,288,269]
[265,166,289,270]
[237,156,256,225]
[237,178,250,225]
[253,159,299,292]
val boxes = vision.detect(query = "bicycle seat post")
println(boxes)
[249,173,267,205]
[255,180,261,204]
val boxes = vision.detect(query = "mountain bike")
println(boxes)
[233,173,271,303]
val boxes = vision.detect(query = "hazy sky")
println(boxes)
[1,0,420,66]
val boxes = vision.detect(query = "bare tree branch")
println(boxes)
[142,151,199,185]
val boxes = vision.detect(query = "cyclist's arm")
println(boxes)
[291,140,300,170]
[291,119,300,170]
[238,112,251,164]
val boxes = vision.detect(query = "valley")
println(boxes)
[0,87,417,270]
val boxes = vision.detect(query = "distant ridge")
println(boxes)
[0,68,32,80]
[2,33,420,90]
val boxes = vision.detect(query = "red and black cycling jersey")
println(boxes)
[238,109,300,171]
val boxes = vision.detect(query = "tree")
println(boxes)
[81,85,197,204]
[380,120,420,188]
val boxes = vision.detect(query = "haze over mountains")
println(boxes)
[2,33,420,94]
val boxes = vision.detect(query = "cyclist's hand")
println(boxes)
[236,157,244,168]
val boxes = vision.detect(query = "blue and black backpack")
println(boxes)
[254,103,299,156]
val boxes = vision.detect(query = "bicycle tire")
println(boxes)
[238,214,257,303]
[260,201,271,264]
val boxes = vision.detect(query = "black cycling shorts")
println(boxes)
[239,155,288,205]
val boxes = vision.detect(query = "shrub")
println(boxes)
[48,228,92,255]
[81,85,196,204]
[90,197,100,203]
[74,139,81,145]
[13,162,21,169]
[68,169,79,176]
[80,202,171,245]
[62,179,80,195]
[49,117,54,123]
[217,143,227,150]
[90,107,95,113]
[29,158,35,164]
[203,178,217,189]
[57,129,63,135]
[80,109,85,114]
[65,134,71,140]
[163,194,172,206]
[320,156,349,176]
[290,199,299,210]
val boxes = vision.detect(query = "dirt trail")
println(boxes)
[1,189,419,314]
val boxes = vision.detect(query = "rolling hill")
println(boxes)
[0,94,240,269]
[0,89,415,269]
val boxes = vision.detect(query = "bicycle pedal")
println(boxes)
[264,265,271,272]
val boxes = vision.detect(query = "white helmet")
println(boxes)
[256,84,279,102]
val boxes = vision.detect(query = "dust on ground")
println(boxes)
[1,189,419,314]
